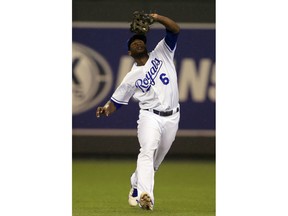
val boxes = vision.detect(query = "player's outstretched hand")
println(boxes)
[96,106,107,118]
[96,100,116,118]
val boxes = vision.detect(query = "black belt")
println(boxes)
[144,107,179,117]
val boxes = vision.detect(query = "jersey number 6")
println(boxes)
[160,73,169,85]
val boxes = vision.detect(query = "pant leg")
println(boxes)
[130,172,137,188]
[136,110,162,202]
[154,112,180,171]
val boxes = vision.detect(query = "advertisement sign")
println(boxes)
[72,23,215,131]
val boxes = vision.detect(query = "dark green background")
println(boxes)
[73,0,215,23]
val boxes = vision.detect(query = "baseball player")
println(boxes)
[96,13,180,210]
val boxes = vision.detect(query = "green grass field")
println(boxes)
[73,160,215,216]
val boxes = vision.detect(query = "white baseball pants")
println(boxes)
[130,108,180,203]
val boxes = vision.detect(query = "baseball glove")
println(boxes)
[130,11,154,34]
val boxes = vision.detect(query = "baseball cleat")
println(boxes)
[128,188,138,207]
[139,192,153,210]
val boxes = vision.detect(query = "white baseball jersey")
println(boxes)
[111,38,179,111]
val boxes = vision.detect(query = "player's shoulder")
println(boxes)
[154,38,165,48]
[152,38,168,52]
[130,62,139,71]
[124,64,142,79]
[152,37,177,58]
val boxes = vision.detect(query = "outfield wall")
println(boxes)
[73,24,215,130]
[72,23,215,158]
[72,135,215,159]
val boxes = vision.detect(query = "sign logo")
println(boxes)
[72,43,113,115]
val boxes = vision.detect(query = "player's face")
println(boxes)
[129,39,148,58]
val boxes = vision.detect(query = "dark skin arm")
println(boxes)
[96,100,117,118]
[150,13,180,33]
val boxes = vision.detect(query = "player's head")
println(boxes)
[127,34,148,58]
[127,34,147,50]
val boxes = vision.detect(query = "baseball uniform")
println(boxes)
[111,29,180,206]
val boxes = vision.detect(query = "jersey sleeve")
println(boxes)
[153,29,179,59]
[111,74,135,105]
[164,29,179,52]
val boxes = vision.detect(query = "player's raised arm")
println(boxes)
[96,100,117,118]
[149,14,180,34]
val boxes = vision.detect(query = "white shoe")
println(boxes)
[139,192,153,210]
[128,188,138,207]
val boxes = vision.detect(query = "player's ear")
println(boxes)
[128,51,131,56]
